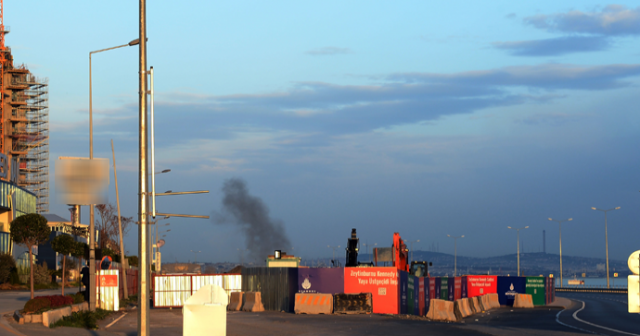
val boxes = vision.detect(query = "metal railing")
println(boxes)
[556,286,627,294]
[152,273,242,308]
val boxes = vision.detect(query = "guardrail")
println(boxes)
[556,286,627,294]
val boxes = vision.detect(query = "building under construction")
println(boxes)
[0,6,49,213]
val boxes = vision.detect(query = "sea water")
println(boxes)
[558,277,629,288]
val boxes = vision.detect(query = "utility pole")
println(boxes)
[137,0,149,334]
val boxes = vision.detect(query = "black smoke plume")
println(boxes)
[215,178,291,262]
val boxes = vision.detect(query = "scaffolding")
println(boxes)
[1,58,49,213]
[0,1,50,213]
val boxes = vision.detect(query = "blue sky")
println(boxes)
[8,1,640,264]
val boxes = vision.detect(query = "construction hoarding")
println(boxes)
[242,267,298,313]
[298,267,344,294]
[466,275,497,298]
[344,267,399,314]
[497,276,526,306]
[525,277,546,306]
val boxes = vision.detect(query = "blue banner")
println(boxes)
[497,276,526,306]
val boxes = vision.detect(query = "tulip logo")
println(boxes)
[302,278,311,290]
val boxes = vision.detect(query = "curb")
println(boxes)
[1,311,27,336]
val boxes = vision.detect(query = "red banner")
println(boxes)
[466,275,497,297]
[344,267,399,314]
[429,277,436,299]
[98,274,118,287]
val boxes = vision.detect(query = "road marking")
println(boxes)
[0,311,27,336]
[105,312,127,328]
[572,299,640,336]
[555,308,600,335]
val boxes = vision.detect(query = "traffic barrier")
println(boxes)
[228,292,244,311]
[487,293,501,308]
[294,293,333,314]
[426,299,457,322]
[453,298,472,319]
[472,296,485,312]
[481,295,492,310]
[333,293,372,314]
[242,292,265,312]
[513,294,534,308]
[468,297,478,314]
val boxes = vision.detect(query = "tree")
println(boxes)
[51,234,75,295]
[95,203,132,251]
[10,214,50,299]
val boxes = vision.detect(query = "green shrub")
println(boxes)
[50,309,111,329]
[24,297,51,313]
[0,253,16,284]
[72,292,85,304]
[9,269,20,285]
[33,263,50,285]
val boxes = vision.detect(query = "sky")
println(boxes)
[7,1,640,264]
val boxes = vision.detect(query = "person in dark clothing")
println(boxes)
[81,265,90,302]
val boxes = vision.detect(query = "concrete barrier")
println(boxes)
[468,297,477,314]
[487,293,501,309]
[480,295,492,311]
[472,296,485,312]
[242,292,265,312]
[43,306,72,327]
[426,299,457,322]
[294,293,333,314]
[513,294,534,308]
[453,298,472,319]
[228,292,244,311]
[333,293,372,314]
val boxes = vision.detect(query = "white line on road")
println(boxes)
[105,312,127,329]
[555,308,600,335]
[572,299,640,336]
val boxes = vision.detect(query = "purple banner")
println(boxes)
[298,268,344,294]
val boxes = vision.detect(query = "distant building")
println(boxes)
[266,252,301,268]
[162,263,202,274]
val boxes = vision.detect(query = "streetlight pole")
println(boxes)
[507,226,529,276]
[548,218,572,288]
[138,0,149,333]
[591,207,620,288]
[447,235,464,277]
[327,245,340,267]
[89,38,139,312]
[408,240,420,263]
[191,250,201,264]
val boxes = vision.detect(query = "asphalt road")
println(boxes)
[557,292,640,336]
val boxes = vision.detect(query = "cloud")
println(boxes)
[493,36,610,56]
[306,47,352,55]
[524,5,640,36]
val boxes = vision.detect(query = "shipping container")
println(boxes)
[298,268,344,294]
[242,267,298,312]
[407,275,415,315]
[525,277,546,306]
[447,277,455,301]
[399,271,408,314]
[466,275,497,297]
[461,276,468,298]
[497,276,526,306]
[418,277,425,316]
[440,277,449,300]
[344,267,399,314]
[429,277,436,300]
[424,277,431,315]
[454,277,462,301]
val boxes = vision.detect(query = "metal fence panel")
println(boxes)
[241,267,298,313]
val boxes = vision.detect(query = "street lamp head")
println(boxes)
[162,169,171,173]
[447,234,451,237]
[591,207,597,210]
[417,239,420,242]
[548,218,553,221]
[615,206,621,210]
[568,218,573,221]
[524,226,529,229]
[128,39,140,46]
[461,235,465,238]
[507,226,512,229]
